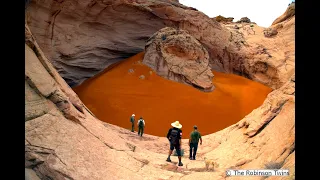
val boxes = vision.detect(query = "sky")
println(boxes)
[179,0,294,28]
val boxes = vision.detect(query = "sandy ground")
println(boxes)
[73,52,272,139]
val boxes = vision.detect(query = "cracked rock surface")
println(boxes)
[26,0,293,90]
[25,21,294,179]
[25,2,295,180]
[143,27,214,91]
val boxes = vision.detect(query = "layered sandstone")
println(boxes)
[26,23,181,180]
[25,1,295,179]
[26,0,292,90]
[272,3,295,25]
[263,3,294,39]
[26,20,295,180]
[26,0,215,87]
[222,7,294,89]
[25,23,295,179]
[143,27,214,91]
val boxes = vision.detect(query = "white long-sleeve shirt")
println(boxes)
[137,119,145,126]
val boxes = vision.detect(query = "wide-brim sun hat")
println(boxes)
[171,121,182,129]
[132,114,135,116]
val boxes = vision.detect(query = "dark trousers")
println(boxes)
[138,126,144,136]
[170,142,181,156]
[189,142,198,159]
[131,123,134,132]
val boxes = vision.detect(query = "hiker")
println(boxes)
[137,117,145,137]
[130,114,135,132]
[166,121,183,166]
[189,125,202,160]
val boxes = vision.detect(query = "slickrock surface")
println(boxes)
[26,23,294,179]
[25,2,295,179]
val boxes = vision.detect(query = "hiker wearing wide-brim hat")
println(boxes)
[166,121,183,166]
[130,114,135,132]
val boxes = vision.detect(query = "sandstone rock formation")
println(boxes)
[222,6,294,89]
[262,3,294,39]
[26,0,208,87]
[25,1,295,179]
[272,2,295,25]
[236,17,251,23]
[263,22,284,38]
[25,24,295,178]
[263,28,278,37]
[212,15,234,23]
[26,23,182,180]
[26,0,293,91]
[143,27,214,91]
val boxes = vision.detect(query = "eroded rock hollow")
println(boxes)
[25,0,295,179]
[27,0,293,89]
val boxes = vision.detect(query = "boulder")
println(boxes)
[263,28,278,37]
[212,15,234,23]
[237,17,251,23]
[143,27,214,91]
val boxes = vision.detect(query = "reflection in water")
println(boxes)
[73,52,272,139]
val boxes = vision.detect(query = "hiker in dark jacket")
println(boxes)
[166,121,183,166]
[130,114,135,132]
[137,117,145,136]
[189,125,202,160]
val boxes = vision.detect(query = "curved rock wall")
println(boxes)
[25,23,295,179]
[26,0,238,87]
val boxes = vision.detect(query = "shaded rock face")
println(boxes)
[26,0,239,87]
[26,23,178,180]
[26,0,295,91]
[25,26,295,178]
[25,30,295,178]
[26,0,294,90]
[25,8,295,177]
[143,27,214,91]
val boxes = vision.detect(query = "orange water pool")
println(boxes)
[73,52,272,139]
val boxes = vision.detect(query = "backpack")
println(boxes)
[138,119,144,127]
[169,129,179,145]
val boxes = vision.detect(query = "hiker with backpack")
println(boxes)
[189,125,202,160]
[130,114,135,132]
[166,121,183,166]
[137,117,145,137]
